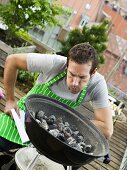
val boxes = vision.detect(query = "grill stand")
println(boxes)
[18,147,72,170]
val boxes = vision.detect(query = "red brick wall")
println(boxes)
[61,0,101,29]
[98,51,127,92]
[104,6,127,40]
[0,0,9,4]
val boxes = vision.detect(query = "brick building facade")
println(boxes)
[99,51,127,93]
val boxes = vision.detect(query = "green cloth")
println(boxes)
[0,70,88,145]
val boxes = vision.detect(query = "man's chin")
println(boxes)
[72,91,79,94]
[70,89,79,94]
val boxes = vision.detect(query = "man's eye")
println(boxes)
[68,72,74,77]
[71,74,75,77]
[80,76,86,79]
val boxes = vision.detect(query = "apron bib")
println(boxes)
[0,70,88,145]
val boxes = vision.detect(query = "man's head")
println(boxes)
[66,43,98,94]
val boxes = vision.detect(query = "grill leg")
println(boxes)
[1,157,15,170]
[67,166,72,170]
[26,153,40,170]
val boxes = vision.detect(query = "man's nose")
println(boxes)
[72,77,80,86]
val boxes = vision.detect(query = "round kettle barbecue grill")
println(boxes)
[25,94,109,167]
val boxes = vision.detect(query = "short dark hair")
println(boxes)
[68,43,98,74]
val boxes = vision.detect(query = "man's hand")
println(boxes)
[4,99,19,117]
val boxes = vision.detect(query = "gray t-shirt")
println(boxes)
[27,53,110,109]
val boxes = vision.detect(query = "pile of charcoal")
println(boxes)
[35,110,93,154]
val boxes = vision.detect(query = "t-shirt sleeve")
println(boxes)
[26,53,66,74]
[90,78,110,109]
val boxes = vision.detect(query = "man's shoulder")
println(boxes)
[87,72,107,92]
[27,53,67,73]
[28,53,66,60]
[91,72,105,83]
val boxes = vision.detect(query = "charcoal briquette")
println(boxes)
[36,110,45,120]
[85,144,92,153]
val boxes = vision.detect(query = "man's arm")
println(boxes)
[4,53,28,114]
[91,107,113,140]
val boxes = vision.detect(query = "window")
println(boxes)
[79,14,90,28]
[124,66,127,75]
[85,3,91,10]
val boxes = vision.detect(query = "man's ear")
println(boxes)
[90,68,97,75]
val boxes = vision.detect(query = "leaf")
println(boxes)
[0,0,67,39]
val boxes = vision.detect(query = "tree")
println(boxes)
[60,19,109,65]
[0,0,68,39]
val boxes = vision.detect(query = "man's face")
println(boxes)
[66,60,92,94]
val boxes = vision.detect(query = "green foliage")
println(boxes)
[0,0,68,38]
[17,70,39,86]
[16,30,33,43]
[108,88,117,98]
[60,19,109,65]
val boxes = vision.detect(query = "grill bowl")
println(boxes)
[25,94,109,166]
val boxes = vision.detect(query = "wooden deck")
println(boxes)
[0,76,127,170]
[80,121,127,170]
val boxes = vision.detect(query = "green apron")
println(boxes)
[0,70,88,145]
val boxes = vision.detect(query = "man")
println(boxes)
[0,43,113,169]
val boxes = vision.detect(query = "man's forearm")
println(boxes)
[91,119,113,140]
[4,55,18,101]
[4,54,28,101]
